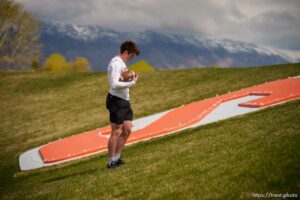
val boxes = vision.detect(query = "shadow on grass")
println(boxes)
[43,167,100,183]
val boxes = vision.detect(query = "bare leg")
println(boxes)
[115,121,133,154]
[108,123,123,158]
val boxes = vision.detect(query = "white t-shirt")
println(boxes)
[107,56,135,100]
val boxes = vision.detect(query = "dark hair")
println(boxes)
[120,41,140,56]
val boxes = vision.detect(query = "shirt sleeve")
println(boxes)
[109,61,135,89]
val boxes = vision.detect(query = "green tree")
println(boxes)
[128,59,156,72]
[0,0,41,70]
[70,57,91,72]
[43,53,70,72]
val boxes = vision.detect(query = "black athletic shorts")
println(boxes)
[106,93,133,125]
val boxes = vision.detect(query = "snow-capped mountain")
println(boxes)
[43,22,121,41]
[40,22,291,71]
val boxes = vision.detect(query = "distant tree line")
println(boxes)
[0,0,91,72]
[42,53,91,72]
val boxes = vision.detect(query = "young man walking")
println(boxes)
[106,41,140,169]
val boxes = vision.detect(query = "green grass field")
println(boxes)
[0,64,300,199]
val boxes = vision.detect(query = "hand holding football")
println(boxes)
[119,71,137,82]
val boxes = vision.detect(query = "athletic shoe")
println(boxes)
[116,158,125,166]
[107,161,118,169]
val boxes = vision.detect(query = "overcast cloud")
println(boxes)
[15,0,300,58]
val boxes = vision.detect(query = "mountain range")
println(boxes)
[40,22,292,71]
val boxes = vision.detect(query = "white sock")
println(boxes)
[114,153,121,161]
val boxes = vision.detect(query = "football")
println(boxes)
[119,70,137,82]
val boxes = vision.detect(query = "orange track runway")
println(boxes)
[37,77,300,164]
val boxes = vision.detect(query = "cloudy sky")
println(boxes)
[15,0,300,59]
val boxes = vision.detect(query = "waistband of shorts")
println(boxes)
[108,93,129,101]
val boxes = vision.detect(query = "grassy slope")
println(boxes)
[0,64,299,199]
